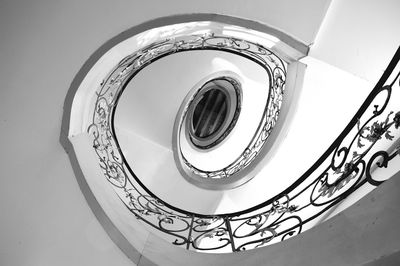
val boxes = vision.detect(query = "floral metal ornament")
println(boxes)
[88,36,400,253]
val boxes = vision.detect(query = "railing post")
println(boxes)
[225,217,236,252]
[186,216,194,250]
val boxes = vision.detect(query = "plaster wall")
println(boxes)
[310,0,400,83]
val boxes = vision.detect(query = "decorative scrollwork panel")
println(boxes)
[86,37,400,253]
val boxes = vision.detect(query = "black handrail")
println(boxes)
[88,36,400,252]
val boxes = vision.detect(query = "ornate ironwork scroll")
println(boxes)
[87,37,400,253]
[174,35,287,180]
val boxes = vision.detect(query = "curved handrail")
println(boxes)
[87,37,400,252]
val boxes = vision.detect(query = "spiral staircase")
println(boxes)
[60,7,400,266]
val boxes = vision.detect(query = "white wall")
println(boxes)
[0,0,330,265]
[310,0,400,83]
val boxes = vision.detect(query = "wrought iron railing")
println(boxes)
[87,38,400,252]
